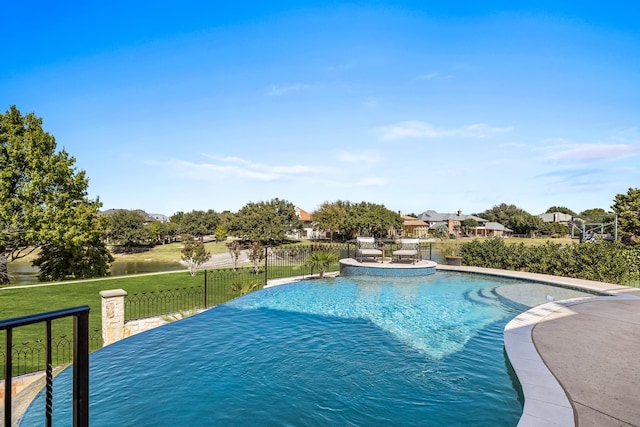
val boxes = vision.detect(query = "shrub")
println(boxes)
[460,238,640,286]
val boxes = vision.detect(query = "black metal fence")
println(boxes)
[125,287,205,321]
[1,306,90,427]
[1,328,103,378]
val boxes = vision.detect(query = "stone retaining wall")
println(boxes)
[101,289,206,346]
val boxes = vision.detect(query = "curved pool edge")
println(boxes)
[437,264,640,426]
[339,258,437,277]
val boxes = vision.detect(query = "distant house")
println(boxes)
[401,215,430,238]
[148,213,169,223]
[479,222,514,237]
[100,209,167,223]
[294,207,323,239]
[538,212,573,224]
[417,210,512,238]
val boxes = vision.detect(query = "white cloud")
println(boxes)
[156,154,327,182]
[266,83,312,96]
[335,149,381,164]
[544,143,640,163]
[374,121,512,140]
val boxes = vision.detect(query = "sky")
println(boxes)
[2,1,639,217]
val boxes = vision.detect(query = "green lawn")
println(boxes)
[0,270,205,376]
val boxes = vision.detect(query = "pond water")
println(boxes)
[7,260,184,284]
[21,272,596,426]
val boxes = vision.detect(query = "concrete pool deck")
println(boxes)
[437,264,640,427]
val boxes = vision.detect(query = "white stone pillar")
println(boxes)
[100,289,127,346]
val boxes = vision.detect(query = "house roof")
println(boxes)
[538,212,573,223]
[403,219,429,227]
[418,210,487,223]
[484,222,513,232]
[295,207,312,222]
[99,209,158,222]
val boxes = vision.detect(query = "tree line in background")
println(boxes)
[2,105,640,284]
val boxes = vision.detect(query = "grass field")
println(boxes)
[0,271,205,372]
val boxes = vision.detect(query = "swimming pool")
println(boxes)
[21,272,596,426]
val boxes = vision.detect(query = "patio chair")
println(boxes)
[355,237,383,262]
[392,238,420,264]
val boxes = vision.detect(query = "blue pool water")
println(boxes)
[21,272,595,426]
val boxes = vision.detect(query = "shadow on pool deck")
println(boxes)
[438,264,640,427]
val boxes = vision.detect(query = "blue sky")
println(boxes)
[2,1,639,217]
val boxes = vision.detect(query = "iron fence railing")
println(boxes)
[1,306,90,427]
[125,286,205,321]
[0,328,102,379]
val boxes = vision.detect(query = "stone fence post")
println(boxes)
[100,289,127,346]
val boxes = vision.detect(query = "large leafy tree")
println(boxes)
[34,227,114,281]
[176,209,220,239]
[612,188,640,245]
[476,203,544,236]
[0,105,109,284]
[545,206,577,216]
[106,209,151,246]
[147,220,177,244]
[580,207,609,217]
[344,201,402,238]
[311,200,350,241]
[230,198,302,244]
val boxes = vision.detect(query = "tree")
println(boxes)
[579,208,609,217]
[0,106,107,284]
[476,203,544,236]
[214,224,228,242]
[612,188,640,245]
[35,237,113,281]
[230,198,302,244]
[312,200,350,241]
[541,221,569,237]
[545,206,577,216]
[343,202,403,238]
[462,218,479,236]
[34,203,113,281]
[181,235,211,276]
[247,242,265,274]
[178,210,220,240]
[106,209,151,246]
[226,240,242,270]
[433,224,450,240]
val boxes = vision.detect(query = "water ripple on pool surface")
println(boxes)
[231,275,509,359]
